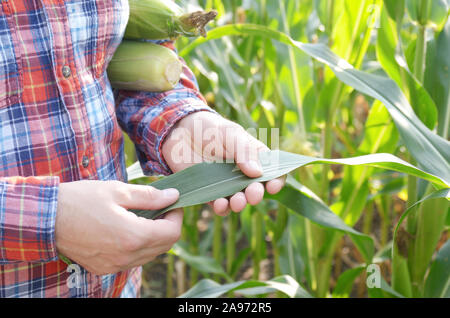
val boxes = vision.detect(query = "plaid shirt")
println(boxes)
[0,0,211,297]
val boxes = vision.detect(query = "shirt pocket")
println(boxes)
[93,0,129,79]
[0,4,23,108]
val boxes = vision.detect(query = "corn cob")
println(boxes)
[124,0,217,40]
[107,40,182,92]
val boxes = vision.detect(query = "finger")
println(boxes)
[229,192,247,213]
[156,208,184,226]
[237,160,263,178]
[244,182,264,205]
[115,207,183,253]
[115,183,179,210]
[266,176,286,195]
[142,208,184,244]
[213,198,229,216]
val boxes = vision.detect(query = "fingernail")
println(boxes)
[163,188,179,199]
[248,160,262,174]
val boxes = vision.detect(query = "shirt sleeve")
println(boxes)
[114,41,215,176]
[0,176,60,264]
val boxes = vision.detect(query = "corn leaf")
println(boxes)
[334,101,399,226]
[178,275,312,298]
[376,8,438,130]
[370,276,406,298]
[332,266,365,298]
[393,188,450,244]
[171,243,230,280]
[235,275,310,297]
[410,190,449,293]
[178,279,242,298]
[267,176,375,263]
[129,150,448,220]
[391,188,449,296]
[425,19,450,138]
[277,215,306,284]
[229,247,251,279]
[424,239,450,298]
[383,0,405,21]
[128,149,449,265]
[406,0,448,29]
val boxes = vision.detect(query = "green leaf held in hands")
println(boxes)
[128,150,448,220]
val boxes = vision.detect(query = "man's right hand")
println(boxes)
[55,180,181,275]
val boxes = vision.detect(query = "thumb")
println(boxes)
[114,183,179,210]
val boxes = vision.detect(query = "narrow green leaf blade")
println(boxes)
[268,176,374,263]
[393,188,450,242]
[332,266,365,298]
[379,277,406,298]
[425,19,450,138]
[171,243,229,280]
[383,0,405,21]
[178,275,312,298]
[424,239,450,298]
[377,8,438,130]
[235,275,312,298]
[296,44,450,180]
[178,279,242,298]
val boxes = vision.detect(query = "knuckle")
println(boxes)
[123,238,142,253]
[114,185,132,203]
[144,186,158,199]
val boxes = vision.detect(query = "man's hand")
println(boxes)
[55,180,181,275]
[162,112,285,216]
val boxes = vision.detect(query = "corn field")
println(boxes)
[125,0,450,298]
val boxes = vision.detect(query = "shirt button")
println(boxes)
[62,65,71,78]
[82,156,90,168]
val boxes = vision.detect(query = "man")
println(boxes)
[0,0,284,297]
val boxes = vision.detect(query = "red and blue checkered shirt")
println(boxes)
[0,0,211,297]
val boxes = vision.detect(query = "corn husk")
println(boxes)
[107,40,182,92]
[125,0,217,40]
